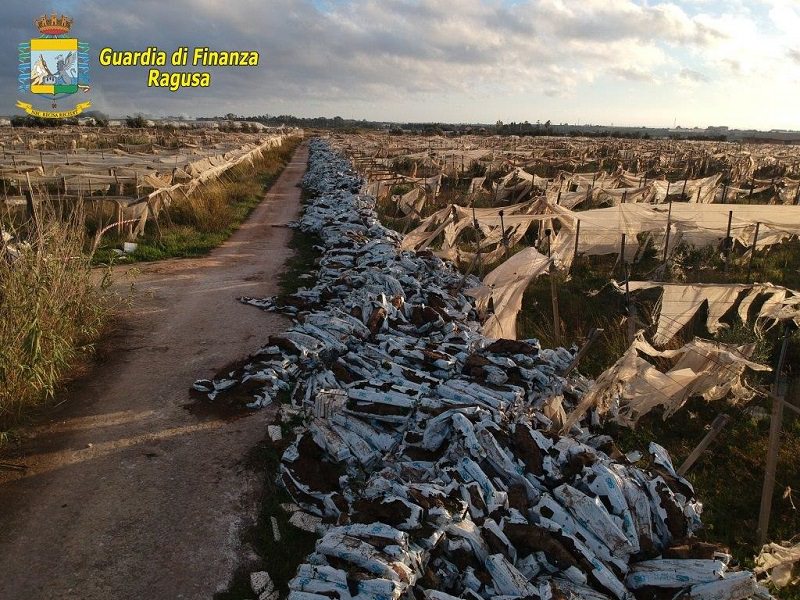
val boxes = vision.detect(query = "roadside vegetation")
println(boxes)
[0,136,301,439]
[92,137,301,264]
[0,203,112,437]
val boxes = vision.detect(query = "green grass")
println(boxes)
[606,395,800,598]
[274,191,322,298]
[214,442,319,600]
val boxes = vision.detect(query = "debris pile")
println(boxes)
[197,139,767,600]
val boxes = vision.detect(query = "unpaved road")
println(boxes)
[0,142,309,600]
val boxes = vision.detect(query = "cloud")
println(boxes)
[679,67,710,82]
[0,0,796,129]
[610,66,658,83]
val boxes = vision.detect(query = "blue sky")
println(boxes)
[5,0,799,129]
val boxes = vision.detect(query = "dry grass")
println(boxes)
[0,204,111,431]
[93,138,301,263]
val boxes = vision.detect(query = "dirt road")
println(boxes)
[0,142,309,599]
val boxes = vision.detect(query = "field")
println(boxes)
[333,132,800,590]
[0,125,302,432]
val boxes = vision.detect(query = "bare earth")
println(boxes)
[0,142,309,600]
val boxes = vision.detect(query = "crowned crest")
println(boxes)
[17,12,90,118]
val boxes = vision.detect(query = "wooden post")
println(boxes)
[562,327,603,377]
[721,182,728,204]
[747,221,761,282]
[681,177,688,200]
[625,266,636,343]
[556,189,562,205]
[39,151,45,173]
[23,188,35,222]
[756,325,791,545]
[472,200,483,277]
[499,209,509,259]
[749,176,755,198]
[573,219,581,266]
[664,180,670,203]
[620,233,627,279]
[723,210,733,273]
[550,264,561,347]
[677,414,731,476]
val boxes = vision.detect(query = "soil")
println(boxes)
[0,142,310,600]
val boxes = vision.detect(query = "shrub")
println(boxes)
[0,205,111,429]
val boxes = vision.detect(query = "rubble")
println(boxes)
[197,139,767,600]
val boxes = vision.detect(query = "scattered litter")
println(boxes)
[196,140,764,600]
[270,516,281,542]
[289,511,323,533]
[267,425,283,442]
[251,571,277,600]
[755,540,800,588]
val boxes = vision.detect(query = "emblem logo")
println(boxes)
[17,13,91,118]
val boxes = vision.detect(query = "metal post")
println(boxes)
[756,325,791,545]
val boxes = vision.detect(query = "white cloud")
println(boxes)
[0,0,797,128]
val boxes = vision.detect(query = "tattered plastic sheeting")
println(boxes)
[624,282,800,345]
[649,174,722,203]
[625,282,750,346]
[563,335,770,430]
[466,247,551,340]
[551,202,800,270]
[468,177,486,194]
[393,187,426,216]
[739,284,800,331]
[755,540,800,588]
[401,199,555,267]
[197,140,766,600]
[125,135,292,236]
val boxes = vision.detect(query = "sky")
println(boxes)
[4,0,799,129]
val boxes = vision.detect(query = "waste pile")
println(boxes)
[196,139,768,600]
